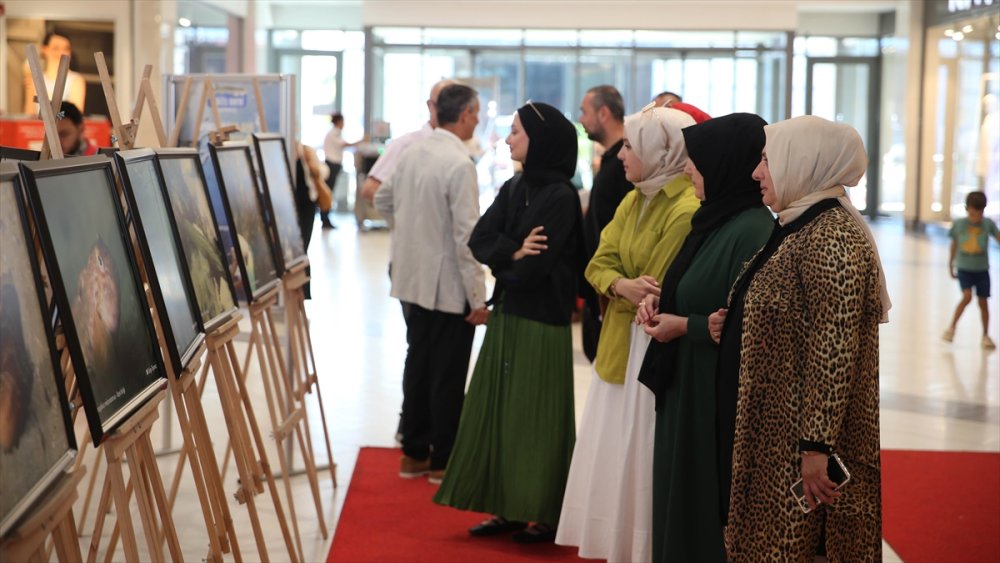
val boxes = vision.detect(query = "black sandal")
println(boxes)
[511,523,556,544]
[468,516,527,537]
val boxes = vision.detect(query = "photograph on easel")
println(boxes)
[20,156,166,445]
[0,164,77,538]
[252,133,307,272]
[114,149,206,372]
[209,144,281,302]
[155,148,238,332]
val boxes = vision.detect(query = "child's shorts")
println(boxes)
[957,270,991,298]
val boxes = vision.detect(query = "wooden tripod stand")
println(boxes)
[85,391,183,563]
[281,261,337,487]
[229,285,329,560]
[0,468,85,563]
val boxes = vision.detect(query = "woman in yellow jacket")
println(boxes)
[556,104,704,562]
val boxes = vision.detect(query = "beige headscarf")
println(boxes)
[623,105,696,198]
[764,115,891,322]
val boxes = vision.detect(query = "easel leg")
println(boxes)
[124,443,164,563]
[86,472,113,563]
[105,456,140,563]
[138,435,184,562]
[225,338,299,563]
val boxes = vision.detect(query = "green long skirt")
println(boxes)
[432,308,576,525]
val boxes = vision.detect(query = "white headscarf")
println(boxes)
[623,105,696,198]
[763,115,891,322]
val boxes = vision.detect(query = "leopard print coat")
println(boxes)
[725,205,883,562]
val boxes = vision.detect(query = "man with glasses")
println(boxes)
[374,83,489,484]
[578,85,632,362]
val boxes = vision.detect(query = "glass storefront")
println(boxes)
[367,27,790,198]
[922,7,1000,223]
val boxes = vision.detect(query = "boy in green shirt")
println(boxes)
[943,191,1000,349]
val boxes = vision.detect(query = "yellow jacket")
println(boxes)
[585,175,700,384]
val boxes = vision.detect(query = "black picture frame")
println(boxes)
[251,134,307,274]
[19,155,166,446]
[0,146,41,163]
[154,148,238,332]
[208,144,281,303]
[0,164,78,538]
[113,149,206,374]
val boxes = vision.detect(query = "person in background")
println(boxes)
[23,32,87,114]
[556,105,701,563]
[634,113,773,562]
[708,115,891,561]
[292,142,327,298]
[434,101,582,544]
[943,190,999,349]
[373,84,488,484]
[320,112,361,229]
[652,91,682,108]
[56,102,97,157]
[578,85,633,363]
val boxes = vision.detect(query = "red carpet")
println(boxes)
[328,447,584,562]
[882,450,1000,562]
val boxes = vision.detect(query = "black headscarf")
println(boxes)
[638,112,768,408]
[516,102,578,186]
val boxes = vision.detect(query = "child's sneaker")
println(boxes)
[983,335,997,349]
[942,328,955,342]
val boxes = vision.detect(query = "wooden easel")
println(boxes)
[24,44,66,159]
[85,391,183,563]
[231,284,329,558]
[200,312,300,563]
[0,467,86,563]
[281,261,337,487]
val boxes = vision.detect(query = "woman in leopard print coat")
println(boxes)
[709,116,891,562]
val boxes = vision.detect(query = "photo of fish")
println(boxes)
[0,165,76,537]
[253,134,307,271]
[209,144,280,301]
[156,149,238,330]
[20,156,165,444]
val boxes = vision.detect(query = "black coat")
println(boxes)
[469,174,583,326]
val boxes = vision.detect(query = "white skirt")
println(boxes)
[555,324,655,563]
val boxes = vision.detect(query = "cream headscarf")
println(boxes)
[623,105,696,198]
[764,115,891,322]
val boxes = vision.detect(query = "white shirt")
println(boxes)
[373,128,485,314]
[367,122,434,183]
[323,125,346,164]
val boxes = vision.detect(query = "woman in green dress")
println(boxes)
[634,113,774,561]
[433,101,582,542]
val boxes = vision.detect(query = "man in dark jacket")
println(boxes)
[578,85,632,361]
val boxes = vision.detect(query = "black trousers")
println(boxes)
[323,161,343,224]
[399,302,474,470]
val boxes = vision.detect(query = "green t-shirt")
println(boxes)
[949,217,999,272]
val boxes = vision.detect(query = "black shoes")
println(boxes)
[468,518,556,543]
[468,517,526,537]
[511,524,556,544]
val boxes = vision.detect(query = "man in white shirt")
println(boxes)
[374,84,489,484]
[360,78,457,203]
[321,112,355,228]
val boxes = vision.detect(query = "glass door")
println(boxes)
[276,51,343,150]
[806,57,881,216]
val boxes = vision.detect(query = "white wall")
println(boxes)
[797,12,883,36]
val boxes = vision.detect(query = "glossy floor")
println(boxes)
[73,213,998,562]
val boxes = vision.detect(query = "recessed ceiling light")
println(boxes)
[945,29,954,36]
[178,17,192,28]
[953,31,965,41]
[962,25,973,33]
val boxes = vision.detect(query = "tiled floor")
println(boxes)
[72,212,998,562]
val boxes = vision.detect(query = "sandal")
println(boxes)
[468,516,527,537]
[511,523,557,544]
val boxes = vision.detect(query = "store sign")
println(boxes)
[948,0,995,11]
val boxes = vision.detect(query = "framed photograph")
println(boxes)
[155,148,238,332]
[208,144,281,302]
[0,146,41,163]
[20,156,166,446]
[0,164,78,538]
[114,149,205,373]
[252,134,307,273]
